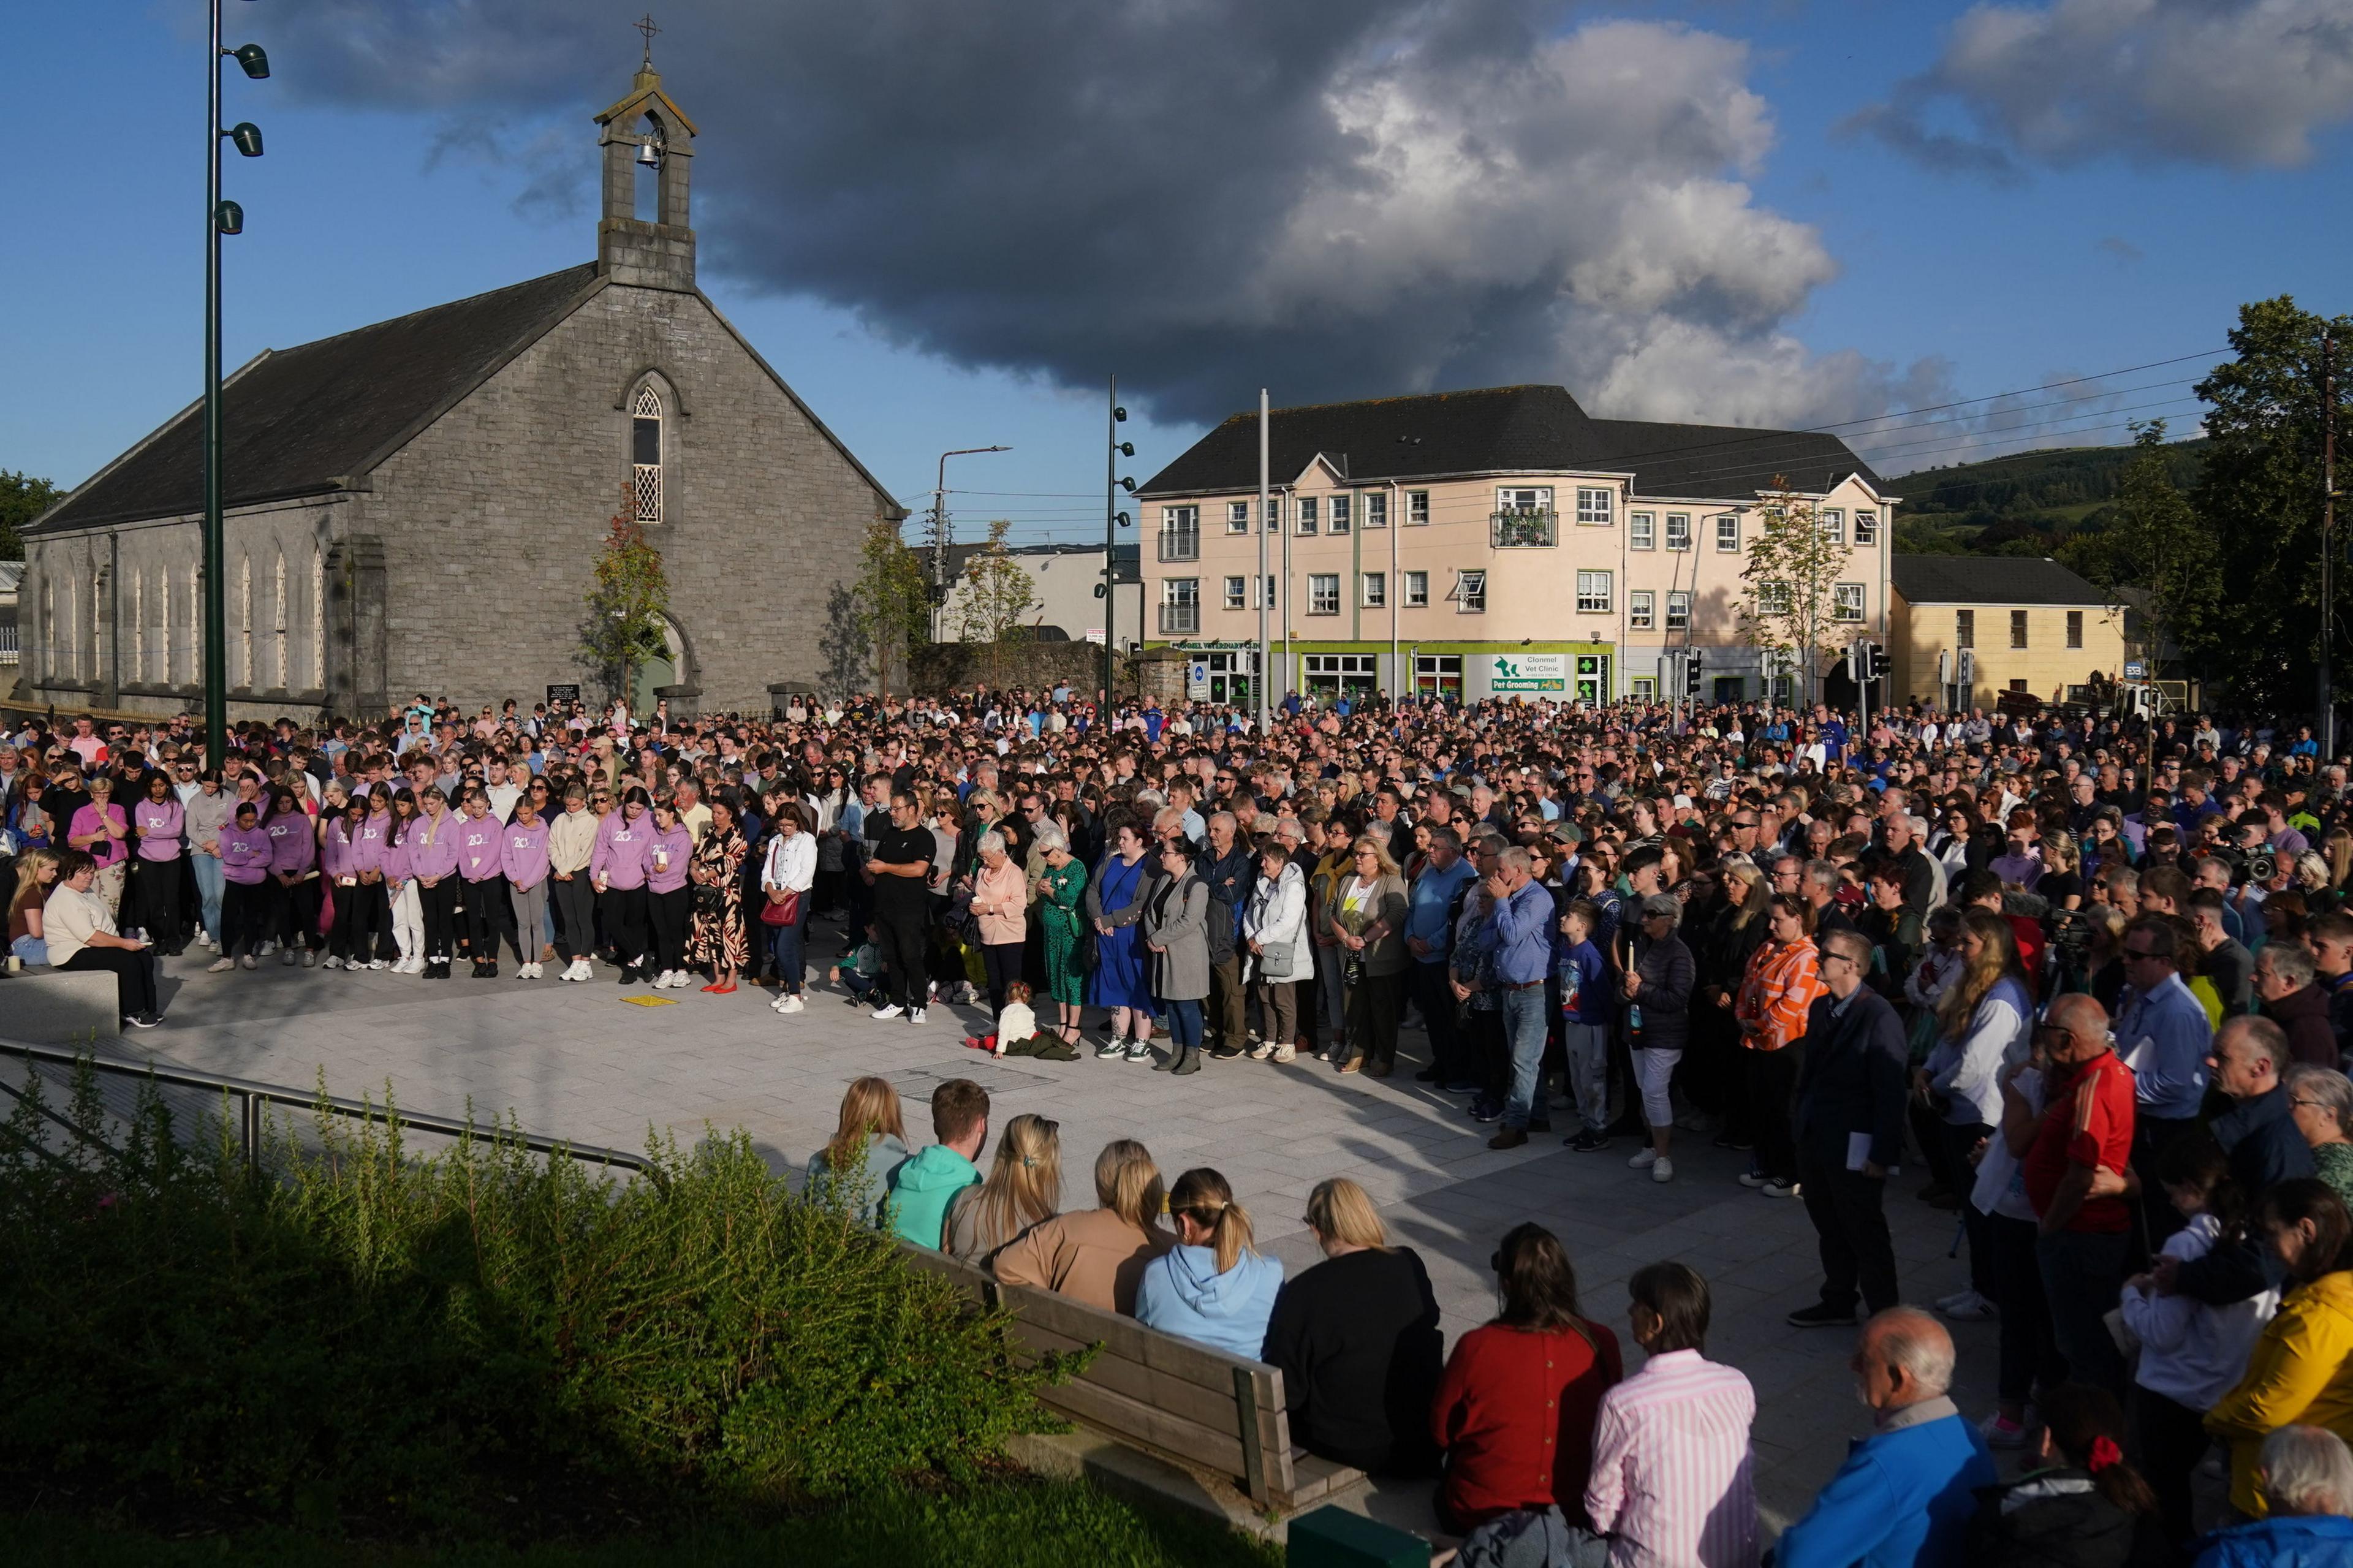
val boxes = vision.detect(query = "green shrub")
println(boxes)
[0,1066,1076,1532]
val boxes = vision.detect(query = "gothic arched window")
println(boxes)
[632,384,664,525]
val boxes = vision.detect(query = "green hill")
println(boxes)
[1884,437,2206,556]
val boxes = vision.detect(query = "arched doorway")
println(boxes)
[631,617,686,714]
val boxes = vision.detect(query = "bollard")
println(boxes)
[1287,1506,1430,1568]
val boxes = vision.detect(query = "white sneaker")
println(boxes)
[260,941,276,956]
[207,956,235,974]
[1273,1043,1297,1063]
[197,932,215,950]
[1939,1290,1997,1322]
[1627,1148,1659,1170]
[871,1003,905,1021]
[778,995,804,1014]
[1125,1037,1154,1062]
[1096,1036,1129,1059]
[322,956,343,970]
[570,960,591,982]
[300,949,316,968]
[281,949,298,966]
[908,1006,928,1025]
[1651,1157,1675,1184]
[241,955,257,970]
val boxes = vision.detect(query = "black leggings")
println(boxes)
[331,879,388,963]
[602,885,650,968]
[419,877,458,963]
[550,873,596,962]
[647,887,691,972]
[221,879,270,958]
[982,941,1023,1015]
[459,873,512,964]
[124,858,183,952]
[270,877,322,951]
[65,946,156,1021]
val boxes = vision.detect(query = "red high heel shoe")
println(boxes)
[707,979,737,994]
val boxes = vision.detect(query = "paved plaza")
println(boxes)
[110,924,1998,1534]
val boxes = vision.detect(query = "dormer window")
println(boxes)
[632,385,664,523]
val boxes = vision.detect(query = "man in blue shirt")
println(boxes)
[2115,913,2213,1244]
[1483,847,1558,1150]
[1405,827,1478,1091]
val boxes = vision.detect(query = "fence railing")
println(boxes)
[0,1039,655,1179]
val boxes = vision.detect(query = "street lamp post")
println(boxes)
[206,0,268,768]
[1104,378,1135,705]
[927,444,1010,641]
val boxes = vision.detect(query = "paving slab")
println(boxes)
[103,930,2001,1538]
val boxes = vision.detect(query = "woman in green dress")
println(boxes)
[1034,824,1090,1047]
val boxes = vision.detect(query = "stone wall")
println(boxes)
[909,639,1126,699]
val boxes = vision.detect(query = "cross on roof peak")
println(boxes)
[634,13,659,65]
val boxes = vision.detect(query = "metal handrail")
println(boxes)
[0,1039,656,1179]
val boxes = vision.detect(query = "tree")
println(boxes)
[2058,420,2217,674]
[0,471,59,562]
[850,517,931,701]
[578,484,672,705]
[2185,296,2353,714]
[953,520,1038,687]
[1737,479,1853,705]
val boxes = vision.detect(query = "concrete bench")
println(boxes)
[0,968,123,1041]
[901,1243,1367,1513]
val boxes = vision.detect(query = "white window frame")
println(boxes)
[1575,487,1613,526]
[1361,571,1385,608]
[1666,589,1691,632]
[1631,676,1657,702]
[1629,512,1655,551]
[1497,486,1553,512]
[1819,507,1845,546]
[1222,575,1246,610]
[1665,513,1691,552]
[1159,577,1200,635]
[1759,580,1791,618]
[1330,494,1351,534]
[1715,513,1740,552]
[1297,496,1319,535]
[1403,570,1428,608]
[1629,590,1654,631]
[1226,502,1249,534]
[1308,573,1341,615]
[1264,496,1283,531]
[1853,507,1877,546]
[1407,490,1430,526]
[1455,569,1487,614]
[631,384,664,525]
[1575,570,1613,615]
[1833,582,1865,623]
[1363,492,1387,529]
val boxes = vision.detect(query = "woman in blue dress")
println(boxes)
[1085,811,1158,1062]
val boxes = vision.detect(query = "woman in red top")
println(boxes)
[1430,1222,1623,1535]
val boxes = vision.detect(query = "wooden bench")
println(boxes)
[900,1243,1367,1512]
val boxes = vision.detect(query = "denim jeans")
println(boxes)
[1500,985,1549,1129]
[2037,1227,2130,1395]
[770,904,809,994]
[1165,996,1204,1049]
[1562,1021,1611,1132]
[191,852,225,944]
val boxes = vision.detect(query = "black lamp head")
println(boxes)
[232,43,270,78]
[227,121,265,157]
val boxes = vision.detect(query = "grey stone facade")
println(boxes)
[24,59,900,724]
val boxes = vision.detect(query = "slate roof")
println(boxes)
[38,265,605,533]
[1890,555,2107,607]
[1137,384,1881,502]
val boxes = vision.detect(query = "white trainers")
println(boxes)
[1939,1290,1997,1321]
[368,958,388,971]
[1273,1043,1297,1064]
[1096,1035,1129,1059]
[908,1006,928,1025]
[1627,1148,1659,1170]
[281,949,298,966]
[1651,1157,1675,1183]
[778,995,805,1015]
[1124,1037,1154,1062]
[300,949,316,968]
[322,956,343,971]
[570,959,592,982]
[241,955,257,970]
[1249,1041,1276,1060]
[207,956,235,974]
[871,1003,905,1021]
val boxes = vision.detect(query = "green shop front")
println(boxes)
[1153,640,1617,705]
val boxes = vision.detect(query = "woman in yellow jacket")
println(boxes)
[2205,1178,2353,1516]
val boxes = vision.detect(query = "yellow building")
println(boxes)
[1134,385,1894,705]
[1889,556,2127,711]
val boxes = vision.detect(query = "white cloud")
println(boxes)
[1850,0,2353,173]
[260,0,1939,430]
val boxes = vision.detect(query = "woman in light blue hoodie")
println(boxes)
[1137,1167,1284,1358]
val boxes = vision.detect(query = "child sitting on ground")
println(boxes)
[828,923,883,1006]
[990,981,1079,1061]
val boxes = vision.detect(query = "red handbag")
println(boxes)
[760,890,801,928]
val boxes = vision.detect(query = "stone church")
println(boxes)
[25,55,902,722]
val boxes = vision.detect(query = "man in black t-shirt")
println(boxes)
[865,789,936,1022]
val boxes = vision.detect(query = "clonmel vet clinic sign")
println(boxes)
[1488,654,1567,693]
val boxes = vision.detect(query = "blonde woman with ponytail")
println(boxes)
[1137,1167,1285,1356]
[992,1138,1172,1314]
[945,1113,1063,1265]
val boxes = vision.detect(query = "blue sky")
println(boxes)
[8,1,2349,542]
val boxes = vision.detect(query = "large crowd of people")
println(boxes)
[14,681,2353,1561]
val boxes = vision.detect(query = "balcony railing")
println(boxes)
[1159,602,1200,635]
[1490,508,1556,548]
[1158,528,1200,562]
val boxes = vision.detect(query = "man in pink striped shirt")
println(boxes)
[1586,1262,1760,1567]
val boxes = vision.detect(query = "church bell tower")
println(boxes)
[594,20,699,292]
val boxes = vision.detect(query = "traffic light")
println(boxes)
[1683,649,1703,689]
[1867,645,1891,683]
